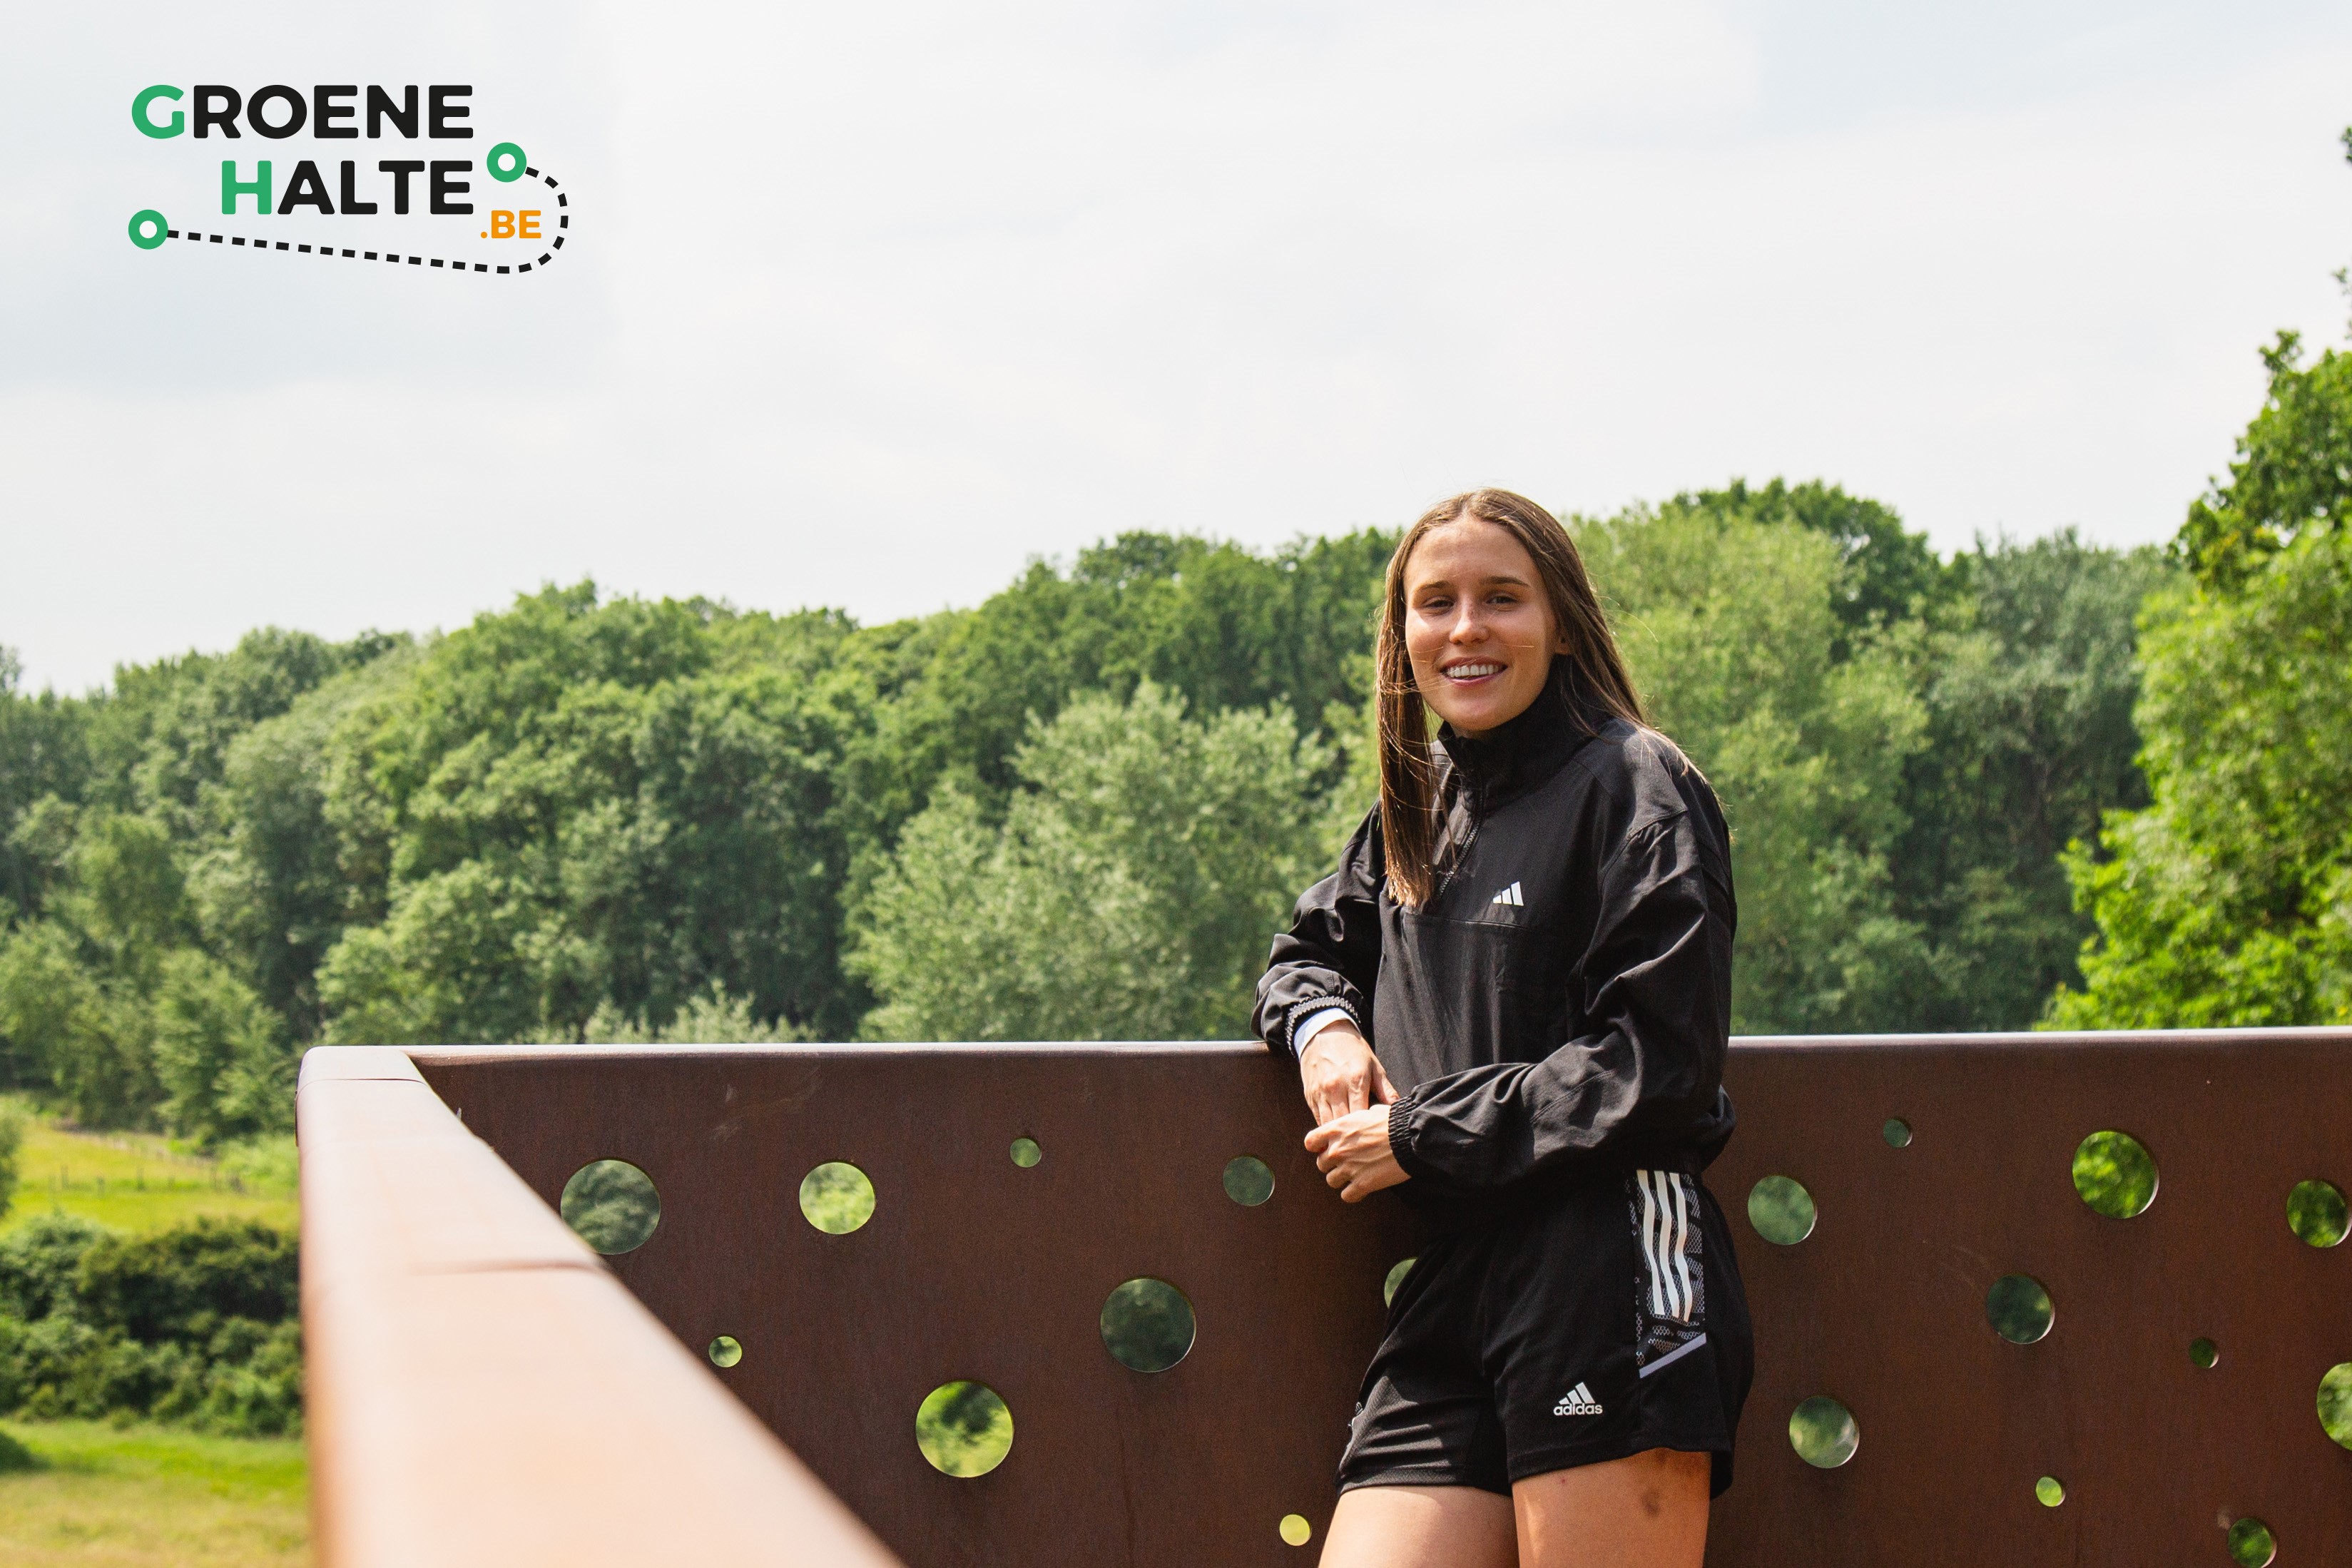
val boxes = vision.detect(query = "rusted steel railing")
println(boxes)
[304,1030,2352,1565]
[297,1045,904,1568]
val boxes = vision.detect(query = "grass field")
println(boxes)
[2,1119,298,1237]
[0,1421,308,1567]
[0,1114,307,1566]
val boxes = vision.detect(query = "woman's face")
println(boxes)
[1402,519,1564,738]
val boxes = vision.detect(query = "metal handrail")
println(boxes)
[297,1045,905,1568]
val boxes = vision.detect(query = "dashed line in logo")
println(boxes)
[126,168,570,275]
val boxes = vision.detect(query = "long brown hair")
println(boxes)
[1377,489,1644,909]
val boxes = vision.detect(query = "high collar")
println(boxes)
[1437,663,1604,818]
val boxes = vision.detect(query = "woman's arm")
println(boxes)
[1254,810,1394,1127]
[1253,810,1385,1058]
[1384,806,1735,1191]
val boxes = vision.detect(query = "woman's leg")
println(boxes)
[1319,1483,1519,1568]
[1511,1447,1710,1568]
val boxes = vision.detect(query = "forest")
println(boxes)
[1,329,2348,1149]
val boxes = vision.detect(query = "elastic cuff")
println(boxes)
[1386,1093,1426,1177]
[1284,997,1357,1059]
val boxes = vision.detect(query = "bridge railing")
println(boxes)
[295,1045,902,1568]
[300,1030,2352,1565]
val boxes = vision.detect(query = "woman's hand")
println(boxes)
[1298,1023,1398,1126]
[1305,1106,1408,1202]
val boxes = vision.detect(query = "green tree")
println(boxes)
[840,530,1389,852]
[2052,335,2352,1027]
[0,926,106,1100]
[78,628,386,836]
[316,586,867,1042]
[0,813,194,1126]
[554,982,807,1045]
[0,922,118,1119]
[187,645,422,1039]
[151,950,292,1144]
[1671,479,1958,653]
[1890,534,2177,1028]
[2175,332,2352,591]
[850,683,1334,1042]
[1574,492,1931,1032]
[0,647,91,920]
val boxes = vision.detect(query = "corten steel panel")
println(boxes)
[411,1031,2352,1566]
[297,1047,903,1568]
[412,1042,1420,1566]
[1705,1029,2352,1566]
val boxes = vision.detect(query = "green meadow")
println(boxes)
[0,1420,307,1568]
[2,1119,298,1239]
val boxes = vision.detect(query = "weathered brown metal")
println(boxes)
[1711,1029,2352,1563]
[304,1029,2352,1564]
[297,1045,906,1568]
[407,1042,1419,1566]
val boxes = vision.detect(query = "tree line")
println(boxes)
[1,331,2347,1144]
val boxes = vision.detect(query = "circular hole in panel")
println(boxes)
[915,1381,1013,1477]
[2318,1363,2352,1450]
[2191,1338,2219,1370]
[2226,1517,2277,1568]
[1223,1156,1275,1207]
[559,1159,661,1255]
[1009,1137,1042,1169]
[1788,1397,1858,1468]
[1748,1176,1817,1246]
[1883,1118,1913,1149]
[1101,1278,1196,1373]
[1384,1258,1417,1308]
[1279,1514,1313,1547]
[2071,1131,2157,1218]
[1986,1274,2055,1345]
[799,1161,876,1234]
[2035,1476,2065,1507]
[2287,1179,2348,1248]
[708,1335,743,1369]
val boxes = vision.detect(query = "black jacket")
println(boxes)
[1253,674,1738,1216]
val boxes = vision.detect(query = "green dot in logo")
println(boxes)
[487,142,529,182]
[127,210,168,250]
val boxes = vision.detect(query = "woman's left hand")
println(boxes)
[1305,1107,1409,1202]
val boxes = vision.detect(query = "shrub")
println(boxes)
[0,1213,107,1321]
[74,1219,297,1344]
[0,1216,300,1436]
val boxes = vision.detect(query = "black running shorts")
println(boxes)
[1337,1169,1753,1497]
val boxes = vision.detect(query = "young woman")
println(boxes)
[1253,489,1751,1567]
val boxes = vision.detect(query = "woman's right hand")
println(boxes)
[1298,1024,1398,1126]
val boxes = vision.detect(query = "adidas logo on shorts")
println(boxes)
[1552,1382,1604,1417]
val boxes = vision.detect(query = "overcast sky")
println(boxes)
[5,0,2350,693]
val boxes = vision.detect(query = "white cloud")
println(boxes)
[2,0,2349,690]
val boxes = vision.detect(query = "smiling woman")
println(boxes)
[1258,489,1749,1568]
[1374,490,1647,910]
[1398,525,1559,738]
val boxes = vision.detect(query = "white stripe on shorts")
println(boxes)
[1639,1171,1669,1319]
[1671,1173,1695,1323]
